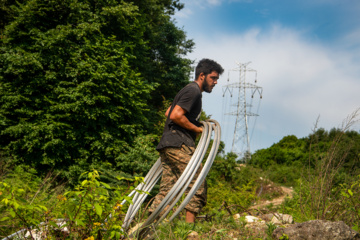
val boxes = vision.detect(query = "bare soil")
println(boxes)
[250,185,294,209]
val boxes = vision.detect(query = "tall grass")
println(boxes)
[290,108,360,226]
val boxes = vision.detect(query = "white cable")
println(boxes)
[131,120,221,239]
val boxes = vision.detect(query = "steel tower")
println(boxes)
[223,62,263,161]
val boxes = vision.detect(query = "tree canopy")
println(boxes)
[0,0,194,181]
[249,128,360,185]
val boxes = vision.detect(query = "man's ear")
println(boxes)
[199,72,206,81]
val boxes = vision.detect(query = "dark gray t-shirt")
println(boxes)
[156,82,202,151]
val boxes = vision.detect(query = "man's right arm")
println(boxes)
[165,106,171,118]
[169,105,202,133]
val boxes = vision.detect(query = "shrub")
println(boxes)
[0,169,144,239]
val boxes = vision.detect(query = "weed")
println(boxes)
[0,169,145,239]
[265,222,277,239]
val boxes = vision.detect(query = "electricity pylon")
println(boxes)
[222,62,263,161]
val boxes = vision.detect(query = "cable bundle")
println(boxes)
[123,120,221,238]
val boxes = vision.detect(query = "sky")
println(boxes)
[172,0,360,156]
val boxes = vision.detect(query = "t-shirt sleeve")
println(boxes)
[176,85,199,113]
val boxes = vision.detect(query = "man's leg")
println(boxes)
[148,150,177,216]
[149,145,207,222]
[186,210,196,223]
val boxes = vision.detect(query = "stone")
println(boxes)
[260,213,274,222]
[260,213,294,224]
[245,216,264,223]
[233,213,241,220]
[272,220,360,240]
[188,230,199,240]
[271,213,294,224]
[245,221,268,239]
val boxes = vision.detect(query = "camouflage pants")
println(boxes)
[149,145,207,215]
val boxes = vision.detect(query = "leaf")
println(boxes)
[81,180,88,186]
[110,231,116,239]
[75,219,85,226]
[9,210,16,218]
[48,221,59,229]
[94,203,102,217]
[100,181,111,189]
[341,192,349,198]
[0,217,10,221]
[115,231,121,240]
[215,228,227,233]
[13,201,20,210]
[66,209,74,221]
[39,205,48,211]
[348,189,353,197]
[2,198,9,205]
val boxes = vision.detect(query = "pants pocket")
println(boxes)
[181,144,194,155]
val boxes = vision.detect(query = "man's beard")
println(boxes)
[203,79,212,93]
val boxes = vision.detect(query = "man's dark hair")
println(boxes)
[195,58,224,79]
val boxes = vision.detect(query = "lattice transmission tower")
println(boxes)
[222,62,263,161]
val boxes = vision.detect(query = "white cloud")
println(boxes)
[186,24,360,152]
[174,7,193,19]
[207,0,223,6]
[174,0,253,18]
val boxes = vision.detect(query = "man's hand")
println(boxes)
[196,126,203,138]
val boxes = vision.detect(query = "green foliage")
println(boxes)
[250,135,307,170]
[116,134,159,176]
[266,164,301,186]
[205,152,261,215]
[0,165,64,238]
[0,0,194,182]
[158,221,194,240]
[250,125,360,187]
[204,180,256,214]
[265,222,277,239]
[278,110,360,228]
[207,152,238,185]
[0,169,145,239]
[156,209,245,240]
[339,176,360,230]
[279,233,289,240]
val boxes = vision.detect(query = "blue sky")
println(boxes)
[172,0,360,156]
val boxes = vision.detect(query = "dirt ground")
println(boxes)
[250,185,294,209]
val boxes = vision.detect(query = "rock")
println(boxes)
[260,213,294,224]
[260,213,274,222]
[271,213,294,224]
[245,216,264,223]
[24,220,69,240]
[25,229,44,240]
[272,220,360,240]
[233,213,241,220]
[233,214,266,223]
[128,222,144,236]
[187,230,199,240]
[245,221,268,239]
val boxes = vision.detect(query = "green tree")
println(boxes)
[0,0,193,182]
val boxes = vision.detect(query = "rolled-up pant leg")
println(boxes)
[149,145,207,215]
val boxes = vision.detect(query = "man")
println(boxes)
[149,58,224,223]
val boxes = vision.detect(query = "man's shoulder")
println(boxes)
[185,81,200,90]
[180,82,201,95]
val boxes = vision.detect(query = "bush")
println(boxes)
[203,181,256,214]
[0,169,144,239]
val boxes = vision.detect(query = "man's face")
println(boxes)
[203,71,219,93]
